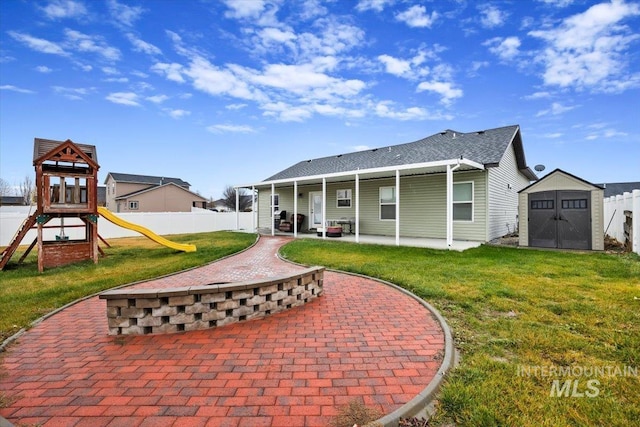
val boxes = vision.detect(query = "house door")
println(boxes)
[528,190,591,250]
[309,192,323,229]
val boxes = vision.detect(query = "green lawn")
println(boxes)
[2,233,638,426]
[0,231,256,341]
[280,239,640,427]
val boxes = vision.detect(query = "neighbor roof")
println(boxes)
[597,182,640,198]
[264,125,537,182]
[114,182,206,201]
[106,172,190,187]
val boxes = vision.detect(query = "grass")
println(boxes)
[0,231,256,341]
[280,239,640,427]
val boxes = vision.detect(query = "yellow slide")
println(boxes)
[98,207,196,252]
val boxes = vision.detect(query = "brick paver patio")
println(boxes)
[0,236,445,427]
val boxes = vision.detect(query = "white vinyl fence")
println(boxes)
[0,207,255,247]
[603,189,640,255]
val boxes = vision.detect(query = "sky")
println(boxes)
[1,0,639,199]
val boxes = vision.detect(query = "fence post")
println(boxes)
[633,190,640,255]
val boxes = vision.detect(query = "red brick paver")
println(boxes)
[0,236,445,426]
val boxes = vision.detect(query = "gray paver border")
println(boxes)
[277,251,455,427]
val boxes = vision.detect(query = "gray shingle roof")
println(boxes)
[106,172,190,188]
[597,182,640,198]
[265,125,535,181]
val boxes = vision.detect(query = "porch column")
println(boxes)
[271,183,275,236]
[251,186,255,232]
[396,169,400,246]
[322,178,326,239]
[355,173,360,243]
[235,188,239,230]
[293,180,298,237]
[446,163,460,248]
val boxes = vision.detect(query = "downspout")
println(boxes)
[446,160,461,248]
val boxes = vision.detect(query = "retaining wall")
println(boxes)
[99,267,324,335]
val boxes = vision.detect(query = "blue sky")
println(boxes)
[1,0,639,199]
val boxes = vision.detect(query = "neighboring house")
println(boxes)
[104,172,207,212]
[0,196,26,206]
[597,182,640,198]
[209,195,254,212]
[238,124,537,246]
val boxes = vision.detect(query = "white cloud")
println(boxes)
[106,92,140,106]
[223,0,269,19]
[40,0,87,20]
[479,4,507,28]
[378,54,412,77]
[8,31,67,56]
[544,132,564,138]
[0,85,36,94]
[166,109,191,119]
[538,0,575,7]
[52,85,93,100]
[107,0,145,27]
[395,5,438,28]
[262,102,313,122]
[147,95,169,104]
[126,33,162,56]
[151,62,185,83]
[416,81,463,105]
[36,66,53,73]
[207,124,257,133]
[524,91,553,100]
[102,66,119,75]
[351,145,372,151]
[355,0,394,12]
[484,36,521,60]
[536,102,576,116]
[529,0,640,92]
[226,103,247,110]
[64,29,121,61]
[374,101,451,121]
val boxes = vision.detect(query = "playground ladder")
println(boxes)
[0,212,38,270]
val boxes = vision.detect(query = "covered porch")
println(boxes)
[236,157,485,249]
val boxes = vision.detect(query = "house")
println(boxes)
[597,181,640,198]
[104,172,207,212]
[237,124,537,247]
[0,196,26,206]
[519,169,604,250]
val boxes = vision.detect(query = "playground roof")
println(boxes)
[33,138,98,164]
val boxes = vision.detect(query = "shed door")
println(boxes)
[528,190,591,250]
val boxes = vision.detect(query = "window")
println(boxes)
[562,199,587,209]
[271,194,279,212]
[379,186,396,220]
[337,189,352,208]
[129,201,139,210]
[531,200,554,210]
[453,182,473,221]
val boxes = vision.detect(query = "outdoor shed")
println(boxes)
[519,169,604,250]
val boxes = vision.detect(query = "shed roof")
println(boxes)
[106,172,190,187]
[33,138,98,164]
[264,124,536,182]
[519,168,603,193]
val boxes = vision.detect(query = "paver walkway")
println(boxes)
[0,236,445,427]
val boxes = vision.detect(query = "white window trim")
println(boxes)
[129,200,139,210]
[336,189,352,208]
[453,181,474,222]
[379,186,396,221]
[271,193,280,212]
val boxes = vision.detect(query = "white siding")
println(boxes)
[487,143,532,241]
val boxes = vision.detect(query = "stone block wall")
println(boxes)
[99,267,324,335]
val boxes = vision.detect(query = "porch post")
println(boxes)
[396,169,400,246]
[271,183,275,236]
[446,164,452,248]
[293,180,298,237]
[235,188,239,230]
[355,173,360,243]
[322,177,327,239]
[251,185,255,232]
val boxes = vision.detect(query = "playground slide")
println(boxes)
[97,207,196,253]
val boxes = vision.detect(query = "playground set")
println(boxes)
[0,138,195,272]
